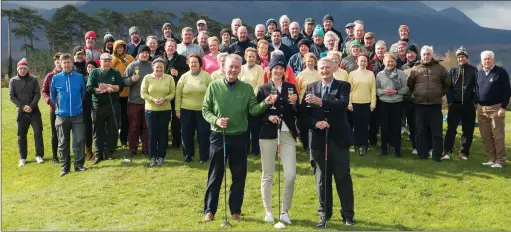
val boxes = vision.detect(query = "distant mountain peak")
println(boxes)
[438,7,478,27]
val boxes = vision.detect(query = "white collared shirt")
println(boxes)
[484,65,495,76]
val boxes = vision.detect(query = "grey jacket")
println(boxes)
[376,69,409,103]
[124,60,153,104]
[9,74,41,113]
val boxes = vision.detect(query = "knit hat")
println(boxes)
[405,44,418,55]
[269,53,286,71]
[73,46,85,56]
[17,58,29,71]
[350,40,363,50]
[399,25,409,32]
[313,25,324,37]
[87,60,98,68]
[152,57,165,65]
[100,53,112,60]
[104,32,115,43]
[220,28,232,36]
[297,39,312,49]
[266,18,277,28]
[129,26,140,35]
[456,46,468,58]
[304,17,315,25]
[162,23,172,31]
[85,31,96,39]
[138,45,150,56]
[323,14,334,23]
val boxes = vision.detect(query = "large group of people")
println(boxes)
[8,14,510,228]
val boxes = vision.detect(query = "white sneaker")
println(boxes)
[412,149,418,155]
[401,127,405,134]
[280,213,292,224]
[491,163,504,168]
[18,159,26,167]
[441,154,450,160]
[428,150,433,159]
[482,161,495,166]
[264,213,275,223]
[36,156,44,164]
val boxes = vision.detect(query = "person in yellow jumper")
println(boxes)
[175,53,214,163]
[348,54,376,156]
[111,40,135,148]
[211,53,229,80]
[140,57,175,167]
[295,52,320,152]
[239,47,265,155]
[327,50,349,81]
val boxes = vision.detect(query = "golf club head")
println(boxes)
[220,221,232,227]
[274,221,286,229]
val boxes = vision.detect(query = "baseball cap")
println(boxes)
[100,53,112,60]
[196,19,207,25]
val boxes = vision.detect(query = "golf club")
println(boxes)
[324,118,329,230]
[274,117,286,229]
[220,128,232,227]
[107,92,123,161]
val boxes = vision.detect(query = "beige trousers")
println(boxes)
[259,131,296,212]
[477,104,507,164]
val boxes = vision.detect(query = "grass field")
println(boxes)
[2,89,511,231]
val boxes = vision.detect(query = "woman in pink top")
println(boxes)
[257,39,270,69]
[202,36,221,74]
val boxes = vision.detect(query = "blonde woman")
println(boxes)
[140,57,176,167]
[327,50,349,81]
[348,55,376,156]
[202,36,221,74]
[295,52,319,152]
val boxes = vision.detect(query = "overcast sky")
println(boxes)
[8,1,511,30]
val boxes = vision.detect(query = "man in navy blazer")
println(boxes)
[301,57,355,228]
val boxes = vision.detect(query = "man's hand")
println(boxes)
[305,94,322,105]
[370,105,375,112]
[170,69,178,77]
[315,121,330,130]
[288,94,298,105]
[106,87,114,93]
[131,74,139,82]
[99,83,108,90]
[265,95,276,105]
[498,108,506,118]
[23,105,32,113]
[348,105,353,111]
[176,111,181,119]
[216,118,229,128]
[268,115,281,124]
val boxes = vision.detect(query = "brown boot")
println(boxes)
[85,147,94,161]
[231,214,241,221]
[201,212,214,222]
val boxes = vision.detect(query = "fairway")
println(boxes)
[2,89,510,231]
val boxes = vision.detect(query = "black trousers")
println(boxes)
[17,110,44,159]
[83,102,93,151]
[368,99,381,146]
[444,103,476,156]
[245,115,261,155]
[352,103,370,147]
[119,97,129,145]
[50,112,59,158]
[298,118,310,150]
[146,110,171,159]
[92,104,119,157]
[380,101,404,153]
[404,100,416,149]
[180,109,210,161]
[415,104,443,160]
[204,132,247,215]
[170,99,181,147]
[311,140,354,220]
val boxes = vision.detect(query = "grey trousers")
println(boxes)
[56,114,85,171]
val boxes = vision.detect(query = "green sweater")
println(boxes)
[175,70,213,112]
[202,79,268,135]
[140,73,176,111]
[86,68,125,107]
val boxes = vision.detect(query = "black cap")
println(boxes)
[138,45,151,56]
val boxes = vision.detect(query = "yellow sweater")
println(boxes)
[334,68,349,82]
[140,73,176,111]
[348,69,376,108]
[175,70,213,112]
[211,70,225,80]
[239,64,264,94]
[296,69,320,102]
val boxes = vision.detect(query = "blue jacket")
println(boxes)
[50,70,86,117]
[126,40,146,58]
[288,53,304,76]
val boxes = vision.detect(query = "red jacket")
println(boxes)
[41,68,60,112]
[263,65,298,90]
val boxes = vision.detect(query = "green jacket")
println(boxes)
[202,79,268,135]
[86,68,125,107]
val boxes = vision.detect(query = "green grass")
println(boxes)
[2,89,511,231]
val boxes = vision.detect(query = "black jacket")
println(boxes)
[268,43,293,63]
[158,34,181,51]
[257,81,299,139]
[447,63,478,104]
[227,40,257,63]
[74,61,87,77]
[300,79,353,150]
[163,52,189,84]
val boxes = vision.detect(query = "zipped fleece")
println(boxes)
[50,70,86,117]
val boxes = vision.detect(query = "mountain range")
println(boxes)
[2,1,511,70]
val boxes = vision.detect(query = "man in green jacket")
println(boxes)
[86,53,124,165]
[201,54,275,222]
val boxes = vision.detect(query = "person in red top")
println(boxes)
[84,31,103,66]
[263,50,297,89]
[41,52,63,165]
